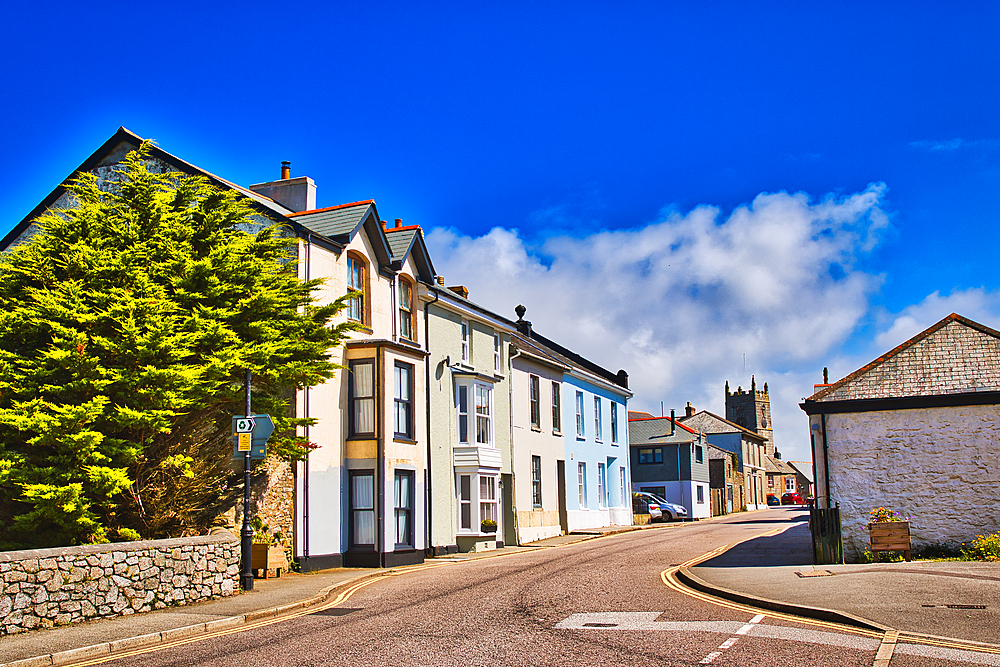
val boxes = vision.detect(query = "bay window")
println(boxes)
[349,359,375,438]
[394,362,413,439]
[349,471,375,548]
[394,471,414,548]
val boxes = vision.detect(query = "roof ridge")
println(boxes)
[286,200,375,218]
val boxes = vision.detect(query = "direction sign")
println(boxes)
[232,414,275,459]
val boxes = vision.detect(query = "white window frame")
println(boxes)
[785,477,795,492]
[575,391,584,438]
[610,403,618,444]
[597,462,606,509]
[529,374,540,429]
[456,472,499,534]
[456,379,494,447]
[493,333,501,373]
[578,462,587,509]
[594,396,602,442]
[697,485,705,504]
[551,382,562,434]
[619,467,627,508]
[461,320,470,363]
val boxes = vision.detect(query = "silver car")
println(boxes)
[632,492,688,522]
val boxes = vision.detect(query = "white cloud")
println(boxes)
[874,288,1000,351]
[909,138,1000,151]
[427,184,892,463]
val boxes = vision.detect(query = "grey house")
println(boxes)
[629,414,710,519]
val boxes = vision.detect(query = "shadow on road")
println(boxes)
[697,522,813,568]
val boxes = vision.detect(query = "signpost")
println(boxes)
[236,371,276,592]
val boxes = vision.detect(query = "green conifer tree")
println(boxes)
[0,144,359,548]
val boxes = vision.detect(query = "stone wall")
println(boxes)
[0,532,239,635]
[827,404,1000,561]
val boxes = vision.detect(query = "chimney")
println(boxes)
[670,410,676,435]
[448,286,469,299]
[394,218,403,228]
[685,401,695,418]
[249,162,317,213]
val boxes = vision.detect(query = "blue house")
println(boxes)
[628,413,711,519]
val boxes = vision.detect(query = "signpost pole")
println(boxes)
[241,369,254,591]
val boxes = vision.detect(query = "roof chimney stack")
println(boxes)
[670,409,676,435]
[685,401,695,418]
[395,218,403,228]
[249,162,316,213]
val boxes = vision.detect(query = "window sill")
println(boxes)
[350,324,374,334]
[397,338,420,349]
[393,436,417,444]
[530,426,542,433]
[552,430,562,436]
[346,434,376,441]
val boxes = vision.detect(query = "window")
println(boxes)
[594,396,602,442]
[349,359,375,437]
[494,333,501,373]
[597,463,606,509]
[347,255,366,323]
[349,471,375,547]
[611,403,618,444]
[459,474,472,530]
[529,375,540,428]
[531,455,542,508]
[620,467,627,507]
[480,475,497,527]
[394,471,414,547]
[457,379,494,446]
[768,476,774,488]
[551,382,561,433]
[575,391,584,438]
[695,445,703,463]
[475,383,492,445]
[398,279,413,341]
[577,462,587,508]
[785,477,795,492]
[461,321,470,363]
[394,362,413,439]
[696,485,705,504]
[638,447,663,464]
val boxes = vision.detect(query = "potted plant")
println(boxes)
[481,518,497,534]
[867,507,912,562]
[250,517,288,578]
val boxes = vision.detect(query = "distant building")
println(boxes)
[629,414,711,519]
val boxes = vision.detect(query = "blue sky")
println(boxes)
[2,2,998,461]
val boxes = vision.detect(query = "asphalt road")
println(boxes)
[85,512,994,667]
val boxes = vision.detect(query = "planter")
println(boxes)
[251,544,288,578]
[481,523,498,534]
[869,521,911,562]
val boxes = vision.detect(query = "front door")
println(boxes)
[556,460,568,533]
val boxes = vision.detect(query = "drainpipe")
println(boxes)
[377,345,385,565]
[303,234,312,563]
[425,288,439,554]
[820,412,831,510]
[508,345,521,545]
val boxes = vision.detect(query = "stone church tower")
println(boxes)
[725,376,775,456]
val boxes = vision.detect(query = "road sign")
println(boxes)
[232,414,275,459]
[235,417,255,433]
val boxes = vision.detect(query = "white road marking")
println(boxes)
[749,614,765,623]
[555,612,743,633]
[718,638,737,649]
[734,623,755,635]
[699,651,722,663]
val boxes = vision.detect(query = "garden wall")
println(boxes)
[0,531,239,635]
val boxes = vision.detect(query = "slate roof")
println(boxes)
[807,314,1000,402]
[765,456,795,475]
[628,416,700,446]
[679,410,766,441]
[510,331,571,371]
[708,444,732,460]
[788,461,814,483]
[628,411,654,420]
[288,201,375,239]
[384,226,436,284]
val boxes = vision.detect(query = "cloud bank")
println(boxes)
[427,185,894,461]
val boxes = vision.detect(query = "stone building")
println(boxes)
[801,313,1000,561]
[725,377,774,456]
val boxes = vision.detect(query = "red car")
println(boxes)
[781,492,803,505]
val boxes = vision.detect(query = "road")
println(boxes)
[72,510,994,667]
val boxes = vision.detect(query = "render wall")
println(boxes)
[825,404,1000,561]
[0,533,238,636]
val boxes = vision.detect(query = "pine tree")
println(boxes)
[0,144,358,548]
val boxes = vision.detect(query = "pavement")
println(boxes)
[3,510,999,666]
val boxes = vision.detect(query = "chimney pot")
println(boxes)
[281,161,291,180]
[670,409,676,435]
[436,276,445,286]
[685,401,695,418]
[394,218,403,228]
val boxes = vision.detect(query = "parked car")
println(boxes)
[766,494,780,506]
[632,492,688,521]
[781,492,804,505]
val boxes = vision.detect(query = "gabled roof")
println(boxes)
[1,127,304,250]
[788,461,814,484]
[765,456,795,475]
[510,331,571,372]
[289,201,393,267]
[807,313,1000,403]
[385,225,435,284]
[678,410,766,442]
[510,323,631,397]
[628,416,701,446]
[628,410,654,420]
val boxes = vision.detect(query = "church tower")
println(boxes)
[725,376,775,456]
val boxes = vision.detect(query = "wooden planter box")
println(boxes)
[251,544,287,578]
[869,521,911,562]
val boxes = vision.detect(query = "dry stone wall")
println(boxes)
[827,404,1000,561]
[0,532,238,635]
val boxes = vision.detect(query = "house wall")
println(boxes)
[510,355,565,544]
[630,442,710,519]
[563,376,631,531]
[819,404,1000,561]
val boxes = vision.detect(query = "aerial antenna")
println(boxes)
[743,353,747,376]
[660,401,663,417]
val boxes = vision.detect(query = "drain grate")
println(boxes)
[921,604,987,610]
[311,607,362,616]
[583,622,618,628]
